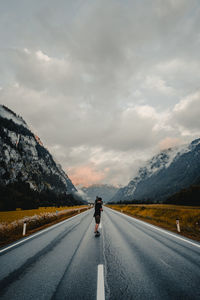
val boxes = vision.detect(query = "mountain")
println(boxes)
[0,105,81,210]
[165,184,200,206]
[111,139,200,203]
[81,184,119,203]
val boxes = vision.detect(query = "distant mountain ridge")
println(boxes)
[81,184,119,203]
[111,139,200,203]
[0,105,80,209]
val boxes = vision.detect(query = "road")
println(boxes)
[0,207,200,300]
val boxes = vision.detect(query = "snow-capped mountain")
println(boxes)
[111,139,200,203]
[0,105,76,195]
[81,184,119,203]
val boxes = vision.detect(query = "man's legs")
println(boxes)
[94,215,100,233]
[95,223,99,233]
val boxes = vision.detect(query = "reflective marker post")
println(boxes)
[176,218,181,232]
[23,222,27,236]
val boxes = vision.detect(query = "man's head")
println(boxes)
[96,196,102,203]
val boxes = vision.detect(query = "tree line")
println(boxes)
[0,181,84,211]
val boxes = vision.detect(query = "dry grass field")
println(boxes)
[0,206,86,223]
[0,206,89,247]
[107,204,200,242]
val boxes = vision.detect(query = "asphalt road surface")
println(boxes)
[0,207,200,300]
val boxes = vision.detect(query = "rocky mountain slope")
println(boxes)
[111,139,200,203]
[0,105,80,209]
[81,184,119,203]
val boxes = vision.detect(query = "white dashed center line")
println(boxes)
[97,264,105,300]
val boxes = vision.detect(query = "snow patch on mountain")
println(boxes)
[0,105,28,128]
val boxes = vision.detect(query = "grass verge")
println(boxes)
[0,206,89,248]
[107,204,200,242]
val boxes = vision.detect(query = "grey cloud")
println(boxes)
[172,91,200,132]
[1,0,200,186]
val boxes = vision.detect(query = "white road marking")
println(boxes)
[0,209,90,254]
[107,207,200,249]
[97,264,105,300]
[99,223,102,229]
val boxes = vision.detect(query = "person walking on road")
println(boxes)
[94,196,103,234]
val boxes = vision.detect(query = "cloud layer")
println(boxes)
[0,0,200,186]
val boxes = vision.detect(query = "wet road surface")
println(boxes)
[0,207,200,300]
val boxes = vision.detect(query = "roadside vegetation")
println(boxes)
[0,205,89,247]
[107,204,200,242]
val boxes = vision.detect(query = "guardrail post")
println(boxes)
[176,218,180,232]
[23,222,27,236]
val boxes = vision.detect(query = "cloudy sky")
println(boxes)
[0,0,200,187]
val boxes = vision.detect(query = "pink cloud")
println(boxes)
[159,137,181,150]
[67,165,106,187]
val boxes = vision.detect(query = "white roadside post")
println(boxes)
[176,217,181,233]
[23,221,27,236]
